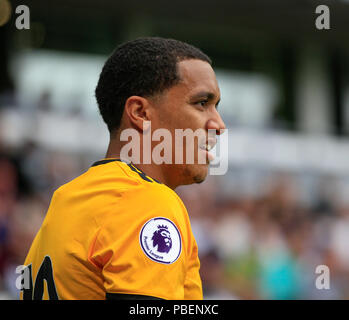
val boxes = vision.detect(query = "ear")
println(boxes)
[124,96,152,131]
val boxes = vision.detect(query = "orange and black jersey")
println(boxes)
[20,159,203,300]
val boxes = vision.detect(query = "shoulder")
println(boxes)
[101,181,187,225]
[93,182,192,268]
[50,159,190,238]
[124,179,182,206]
[94,180,191,244]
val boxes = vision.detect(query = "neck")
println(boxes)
[105,138,177,189]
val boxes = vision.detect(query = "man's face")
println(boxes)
[150,59,225,188]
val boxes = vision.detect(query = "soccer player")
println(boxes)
[20,37,225,300]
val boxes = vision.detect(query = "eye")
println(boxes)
[196,100,208,107]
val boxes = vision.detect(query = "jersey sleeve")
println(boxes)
[184,236,203,299]
[89,183,201,300]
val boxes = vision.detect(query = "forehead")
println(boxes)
[175,59,220,96]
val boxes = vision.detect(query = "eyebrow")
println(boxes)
[190,91,221,107]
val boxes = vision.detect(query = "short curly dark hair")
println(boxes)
[95,37,211,133]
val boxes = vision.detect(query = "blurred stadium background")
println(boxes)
[1,0,349,299]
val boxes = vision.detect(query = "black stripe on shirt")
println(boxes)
[91,159,161,184]
[91,159,123,167]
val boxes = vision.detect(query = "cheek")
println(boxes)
[162,100,193,124]
[158,97,205,130]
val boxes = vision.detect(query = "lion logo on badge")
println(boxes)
[139,217,181,264]
[151,225,172,253]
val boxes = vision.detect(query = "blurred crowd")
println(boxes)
[1,102,349,300]
[0,134,88,299]
[178,175,349,300]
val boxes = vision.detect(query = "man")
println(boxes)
[20,37,225,300]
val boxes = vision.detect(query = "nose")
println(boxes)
[206,109,226,135]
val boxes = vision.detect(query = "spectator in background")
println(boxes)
[0,155,18,293]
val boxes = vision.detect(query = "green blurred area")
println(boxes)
[1,0,349,133]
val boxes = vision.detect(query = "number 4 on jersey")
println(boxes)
[22,256,59,300]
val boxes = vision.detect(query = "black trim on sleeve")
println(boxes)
[106,293,164,300]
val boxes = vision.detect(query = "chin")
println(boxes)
[184,164,208,185]
[192,175,206,184]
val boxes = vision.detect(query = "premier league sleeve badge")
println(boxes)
[139,217,182,264]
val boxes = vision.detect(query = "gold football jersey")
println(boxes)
[20,159,203,300]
